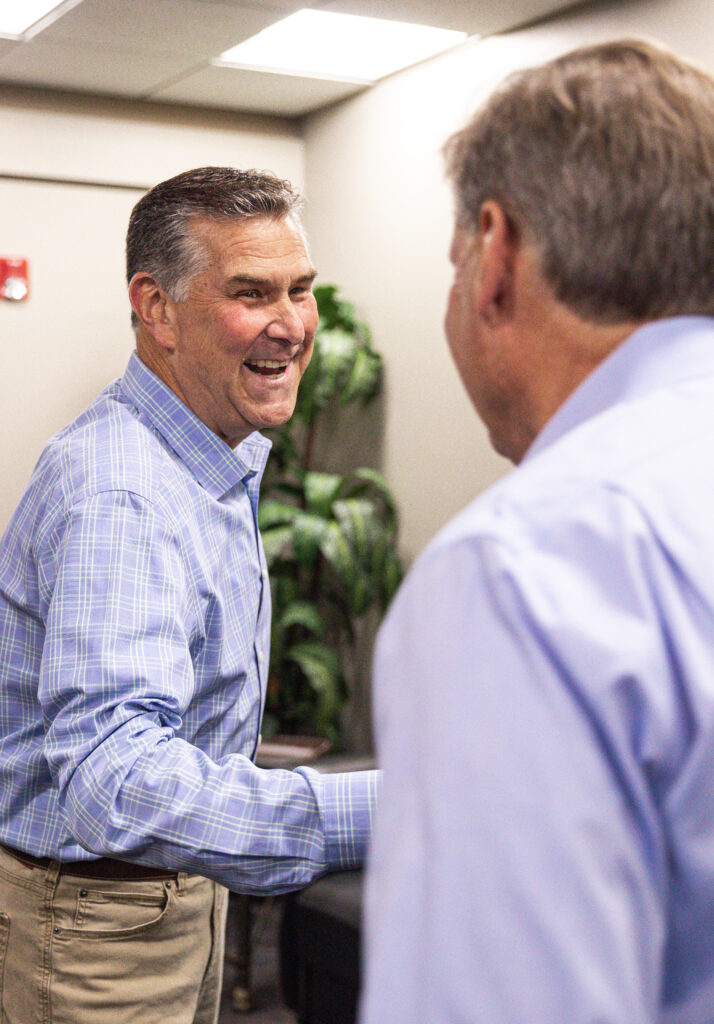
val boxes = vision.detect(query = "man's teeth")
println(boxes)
[249,359,289,369]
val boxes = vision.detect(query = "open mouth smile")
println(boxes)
[244,358,291,378]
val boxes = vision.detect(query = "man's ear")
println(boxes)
[475,200,517,326]
[128,273,177,349]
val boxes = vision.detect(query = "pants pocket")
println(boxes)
[56,880,173,940]
[48,877,214,1024]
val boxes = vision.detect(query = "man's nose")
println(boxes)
[265,296,306,343]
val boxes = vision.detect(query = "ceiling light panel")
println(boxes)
[0,0,81,39]
[216,8,466,83]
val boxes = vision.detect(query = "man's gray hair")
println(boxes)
[126,166,303,327]
[444,39,714,323]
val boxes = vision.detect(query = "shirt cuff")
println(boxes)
[295,767,380,871]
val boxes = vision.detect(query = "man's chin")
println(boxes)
[250,401,299,434]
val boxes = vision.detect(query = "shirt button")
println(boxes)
[258,652,264,662]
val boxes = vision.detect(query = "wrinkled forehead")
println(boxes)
[186,214,315,283]
[189,213,306,254]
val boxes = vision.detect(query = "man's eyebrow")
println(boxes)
[226,271,318,287]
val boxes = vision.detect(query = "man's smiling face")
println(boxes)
[161,214,318,447]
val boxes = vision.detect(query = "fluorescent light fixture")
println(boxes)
[0,0,81,39]
[216,9,467,83]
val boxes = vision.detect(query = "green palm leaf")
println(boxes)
[258,499,300,531]
[261,525,292,567]
[341,345,382,405]
[319,520,358,587]
[343,467,399,532]
[278,600,326,637]
[292,512,328,567]
[332,498,376,565]
[285,640,342,726]
[304,471,344,517]
[382,551,403,604]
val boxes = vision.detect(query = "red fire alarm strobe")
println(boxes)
[0,258,29,301]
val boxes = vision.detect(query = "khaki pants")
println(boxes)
[0,845,228,1024]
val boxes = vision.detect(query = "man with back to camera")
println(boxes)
[361,40,714,1024]
[0,167,377,1024]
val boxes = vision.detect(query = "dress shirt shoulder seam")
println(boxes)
[32,487,159,556]
[65,486,158,509]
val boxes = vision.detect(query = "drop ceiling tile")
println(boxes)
[193,0,305,7]
[190,0,303,8]
[315,0,586,36]
[31,0,303,59]
[151,64,367,117]
[312,0,482,32]
[0,38,198,96]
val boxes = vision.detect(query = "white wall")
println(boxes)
[0,87,303,530]
[303,0,714,563]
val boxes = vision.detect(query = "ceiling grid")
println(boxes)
[0,0,588,117]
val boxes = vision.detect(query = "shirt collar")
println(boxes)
[120,351,271,498]
[525,316,714,462]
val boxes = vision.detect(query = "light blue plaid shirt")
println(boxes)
[0,351,377,893]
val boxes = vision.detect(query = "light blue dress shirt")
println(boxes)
[0,352,377,894]
[362,317,714,1023]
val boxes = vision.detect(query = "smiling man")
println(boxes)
[129,210,318,446]
[0,167,378,1024]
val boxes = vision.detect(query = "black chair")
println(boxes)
[280,870,364,1024]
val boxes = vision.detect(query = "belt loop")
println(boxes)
[176,872,186,894]
[44,858,61,891]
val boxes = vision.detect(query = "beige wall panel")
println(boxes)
[0,88,304,189]
[0,178,138,528]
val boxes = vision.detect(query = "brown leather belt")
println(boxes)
[1,843,178,881]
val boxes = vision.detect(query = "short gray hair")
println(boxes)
[444,39,714,323]
[126,166,303,326]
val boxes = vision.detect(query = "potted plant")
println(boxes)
[258,284,402,750]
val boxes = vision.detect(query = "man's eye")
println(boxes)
[236,290,260,299]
